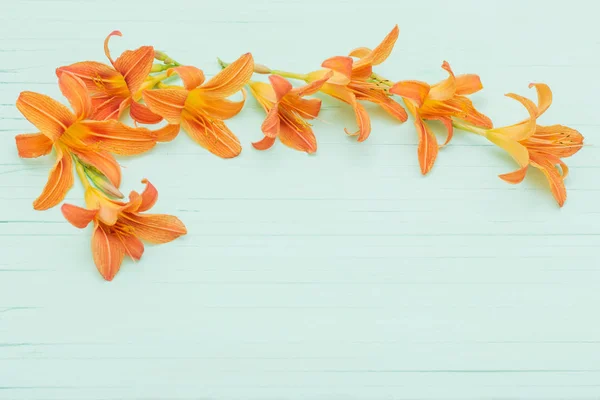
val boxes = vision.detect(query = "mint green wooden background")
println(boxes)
[1,0,599,398]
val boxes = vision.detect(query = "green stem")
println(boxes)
[452,118,488,136]
[217,58,308,80]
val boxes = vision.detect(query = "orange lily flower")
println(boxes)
[390,61,493,174]
[305,25,407,142]
[15,71,157,210]
[462,84,583,207]
[248,72,332,153]
[56,30,158,123]
[61,179,187,281]
[141,53,254,158]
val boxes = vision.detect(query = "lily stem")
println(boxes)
[452,118,488,136]
[217,58,308,80]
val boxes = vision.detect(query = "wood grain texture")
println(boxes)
[1,0,599,398]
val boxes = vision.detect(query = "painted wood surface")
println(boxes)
[1,0,599,398]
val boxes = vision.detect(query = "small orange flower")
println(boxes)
[305,25,407,142]
[248,72,332,153]
[390,61,493,174]
[56,31,157,123]
[15,72,157,210]
[468,84,583,207]
[61,180,187,281]
[142,53,254,158]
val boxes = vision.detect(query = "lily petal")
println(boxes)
[168,66,206,90]
[486,130,530,169]
[529,83,552,117]
[455,74,483,95]
[344,97,371,142]
[103,30,122,66]
[415,117,439,175]
[114,45,155,93]
[92,223,125,281]
[15,133,53,158]
[180,112,242,158]
[130,101,163,124]
[293,71,333,97]
[136,179,158,213]
[252,136,276,151]
[187,89,246,120]
[488,92,538,141]
[33,146,74,210]
[530,152,567,207]
[321,56,353,80]
[142,88,188,124]
[78,120,157,155]
[198,52,254,98]
[261,105,280,138]
[287,97,322,120]
[498,166,528,184]
[57,72,92,120]
[268,75,293,101]
[279,120,317,153]
[16,92,75,142]
[154,124,181,142]
[348,47,372,58]
[428,61,456,101]
[354,25,399,67]
[122,213,187,244]
[73,149,121,188]
[118,232,144,261]
[61,203,98,228]
[390,80,430,107]
[56,61,125,94]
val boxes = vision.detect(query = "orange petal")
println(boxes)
[322,56,353,80]
[354,25,399,67]
[56,62,124,95]
[528,124,584,158]
[287,97,322,120]
[486,130,530,168]
[248,81,276,106]
[530,152,567,207]
[154,123,181,142]
[252,136,276,151]
[187,89,246,120]
[488,92,538,141]
[431,116,454,147]
[114,45,155,93]
[16,92,75,142]
[198,52,254,98]
[61,203,98,228]
[498,165,528,184]
[390,80,430,107]
[279,120,317,153]
[92,223,125,281]
[168,66,206,90]
[121,213,187,244]
[78,120,157,155]
[269,75,293,101]
[428,61,456,101]
[57,71,92,120]
[118,233,144,261]
[455,74,483,95]
[261,106,280,138]
[91,95,129,121]
[130,101,163,124]
[180,112,242,158]
[142,88,188,124]
[33,146,74,210]
[73,149,121,188]
[375,95,408,122]
[135,179,158,213]
[103,30,122,66]
[344,98,371,142]
[15,133,53,158]
[529,83,552,117]
[438,97,493,129]
[415,117,439,175]
[293,70,332,97]
[348,47,372,58]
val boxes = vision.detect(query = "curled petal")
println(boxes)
[103,30,122,66]
[15,133,53,158]
[530,152,567,207]
[130,101,163,124]
[321,56,353,80]
[16,92,75,142]
[142,89,188,124]
[428,61,456,101]
[279,120,317,154]
[114,45,155,93]
[78,120,157,155]
[344,98,371,142]
[180,113,242,158]
[486,130,530,168]
[488,92,538,141]
[269,75,293,101]
[136,179,158,213]
[199,52,253,98]
[33,146,74,210]
[92,223,125,281]
[455,74,484,95]
[121,213,187,244]
[390,80,430,107]
[57,72,92,120]
[153,123,181,142]
[432,117,454,147]
[529,83,552,117]
[415,117,439,175]
[498,166,528,184]
[61,203,98,228]
[168,66,206,90]
[252,135,276,151]
[261,106,280,138]
[354,25,399,67]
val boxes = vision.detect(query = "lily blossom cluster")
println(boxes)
[14,27,584,280]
